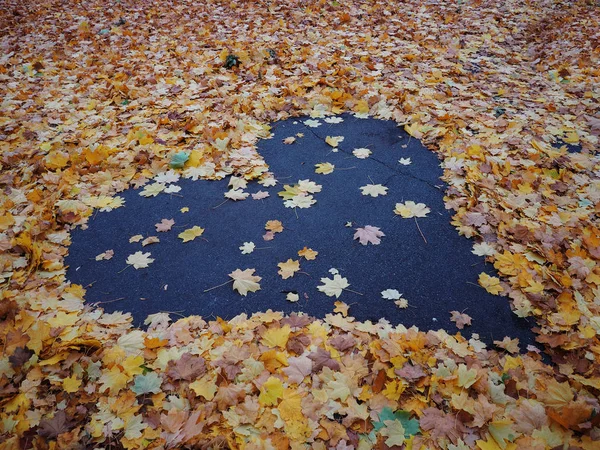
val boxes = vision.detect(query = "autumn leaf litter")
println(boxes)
[1,0,600,448]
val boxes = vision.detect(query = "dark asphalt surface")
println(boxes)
[66,113,539,347]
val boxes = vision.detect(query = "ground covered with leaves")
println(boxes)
[1,0,599,448]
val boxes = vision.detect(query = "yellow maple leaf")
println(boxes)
[38,352,68,367]
[563,130,579,144]
[45,151,70,170]
[325,135,344,148]
[189,375,217,400]
[457,363,478,388]
[279,389,312,439]
[0,213,15,231]
[354,99,369,114]
[62,374,82,393]
[382,379,405,401]
[277,259,300,279]
[122,355,145,377]
[178,226,205,242]
[258,376,284,406]
[279,389,303,420]
[298,247,318,260]
[83,146,108,165]
[47,311,79,328]
[543,378,574,408]
[278,185,302,200]
[139,182,165,197]
[476,436,503,450]
[187,149,204,167]
[315,162,335,174]
[523,277,544,294]
[99,367,129,394]
[138,132,154,145]
[333,301,349,316]
[261,325,291,349]
[478,273,503,295]
[404,122,422,138]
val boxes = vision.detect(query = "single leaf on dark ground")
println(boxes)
[66,115,538,346]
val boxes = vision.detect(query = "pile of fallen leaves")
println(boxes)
[1,0,599,448]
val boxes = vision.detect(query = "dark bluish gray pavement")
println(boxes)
[66,114,538,347]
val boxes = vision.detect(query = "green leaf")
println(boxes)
[373,407,420,437]
[169,151,189,169]
[131,372,162,395]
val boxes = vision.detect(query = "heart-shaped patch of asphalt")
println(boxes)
[66,114,537,347]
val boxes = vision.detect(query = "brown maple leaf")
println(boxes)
[329,334,356,352]
[395,363,426,381]
[38,411,72,440]
[286,334,311,355]
[308,347,340,372]
[214,384,245,410]
[420,407,469,445]
[9,347,34,369]
[166,353,206,381]
[450,311,472,329]
[281,312,312,330]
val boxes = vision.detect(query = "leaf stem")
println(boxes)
[203,279,233,293]
[94,297,125,305]
[414,218,427,244]
[344,288,364,296]
[212,199,229,209]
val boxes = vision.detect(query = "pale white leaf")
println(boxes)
[353,148,371,159]
[126,251,155,269]
[318,274,350,298]
[360,184,388,197]
[240,242,255,254]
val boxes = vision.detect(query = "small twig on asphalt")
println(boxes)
[414,217,427,244]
